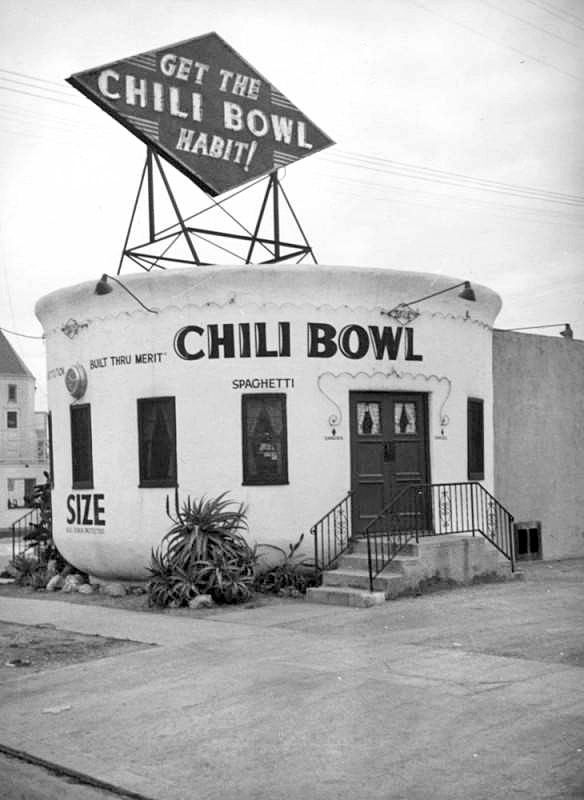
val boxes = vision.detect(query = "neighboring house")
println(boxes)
[0,330,49,532]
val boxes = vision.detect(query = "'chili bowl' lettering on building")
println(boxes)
[173,321,422,362]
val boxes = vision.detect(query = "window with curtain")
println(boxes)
[137,397,177,487]
[467,398,484,481]
[242,394,288,485]
[70,404,93,489]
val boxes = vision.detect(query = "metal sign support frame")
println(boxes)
[117,147,317,274]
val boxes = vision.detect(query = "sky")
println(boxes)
[1,0,583,410]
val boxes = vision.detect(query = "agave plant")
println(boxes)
[148,547,200,608]
[148,490,256,607]
[254,534,321,595]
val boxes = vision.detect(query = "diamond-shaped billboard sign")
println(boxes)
[67,32,334,197]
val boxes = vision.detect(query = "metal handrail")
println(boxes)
[11,507,40,562]
[311,490,354,571]
[363,482,516,591]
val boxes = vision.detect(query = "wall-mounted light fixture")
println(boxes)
[381,280,476,325]
[61,318,89,339]
[94,273,158,314]
[507,323,573,339]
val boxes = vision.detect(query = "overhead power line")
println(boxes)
[326,150,584,207]
[336,149,584,204]
[319,171,583,229]
[0,84,85,107]
[0,74,77,98]
[0,326,44,340]
[524,0,584,32]
[0,68,68,89]
[478,0,581,47]
[407,0,584,85]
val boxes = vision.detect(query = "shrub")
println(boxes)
[254,534,321,596]
[148,490,256,607]
[10,553,42,587]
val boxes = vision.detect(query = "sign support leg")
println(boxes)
[151,150,201,266]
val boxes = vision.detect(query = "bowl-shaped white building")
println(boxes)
[35,265,501,580]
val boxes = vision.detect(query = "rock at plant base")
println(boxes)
[102,582,127,597]
[46,575,64,592]
[77,583,95,594]
[62,574,82,593]
[189,594,214,609]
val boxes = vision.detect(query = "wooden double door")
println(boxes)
[350,392,430,534]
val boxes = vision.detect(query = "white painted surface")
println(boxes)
[36,266,500,579]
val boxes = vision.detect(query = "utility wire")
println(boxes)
[318,170,583,227]
[477,0,581,47]
[524,0,584,32]
[0,75,78,98]
[407,0,584,84]
[0,68,68,89]
[320,173,583,229]
[334,150,584,205]
[0,84,85,107]
[325,154,584,208]
[0,326,44,340]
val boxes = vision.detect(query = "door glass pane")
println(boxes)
[394,402,417,434]
[357,402,381,435]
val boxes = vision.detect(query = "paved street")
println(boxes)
[1,560,583,800]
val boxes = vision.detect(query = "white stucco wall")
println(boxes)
[493,329,584,560]
[36,265,501,579]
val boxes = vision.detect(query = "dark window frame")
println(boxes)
[467,397,485,481]
[137,396,178,489]
[70,403,94,490]
[241,393,289,486]
[8,384,17,402]
[6,410,18,429]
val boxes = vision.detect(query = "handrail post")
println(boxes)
[470,483,476,537]
[509,515,516,573]
[366,533,374,592]
[311,525,319,573]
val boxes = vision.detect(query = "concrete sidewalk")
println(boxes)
[1,560,584,800]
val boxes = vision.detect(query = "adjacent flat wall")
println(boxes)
[493,330,584,560]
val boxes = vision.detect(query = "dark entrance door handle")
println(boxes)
[384,441,395,462]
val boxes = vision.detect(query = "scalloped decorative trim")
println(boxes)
[43,300,492,339]
[317,369,453,435]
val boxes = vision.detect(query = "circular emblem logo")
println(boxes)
[65,364,88,399]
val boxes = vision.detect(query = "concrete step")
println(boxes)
[323,567,406,598]
[349,539,420,557]
[385,554,421,574]
[305,586,386,608]
[336,549,420,572]
[336,553,372,571]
